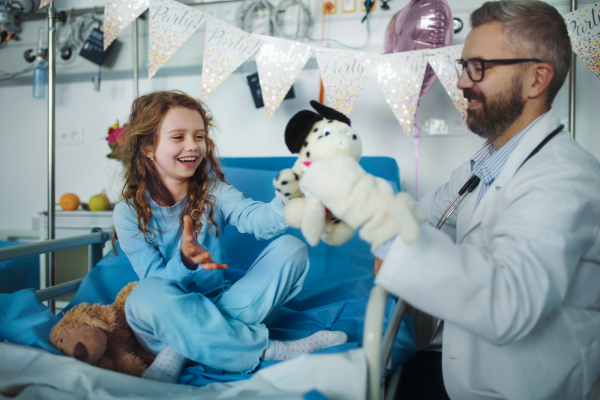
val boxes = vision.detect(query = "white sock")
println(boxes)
[262,330,348,361]
[141,346,186,383]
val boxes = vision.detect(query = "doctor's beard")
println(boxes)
[464,75,526,142]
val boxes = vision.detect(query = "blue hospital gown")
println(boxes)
[113,182,310,373]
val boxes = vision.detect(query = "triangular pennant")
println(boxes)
[104,0,149,51]
[363,50,428,136]
[564,7,600,80]
[255,36,312,121]
[201,20,262,99]
[39,0,52,8]
[572,37,600,79]
[148,0,210,79]
[315,49,368,116]
[427,45,468,122]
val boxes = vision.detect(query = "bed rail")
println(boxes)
[363,286,407,400]
[0,228,110,302]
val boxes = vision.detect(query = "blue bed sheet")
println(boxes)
[0,240,39,294]
[0,156,417,388]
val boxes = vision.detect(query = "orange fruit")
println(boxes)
[60,193,80,211]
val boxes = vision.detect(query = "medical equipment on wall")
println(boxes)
[56,10,103,62]
[22,25,47,99]
[435,124,565,229]
[0,0,38,47]
[236,0,311,40]
[32,59,45,98]
[22,10,111,92]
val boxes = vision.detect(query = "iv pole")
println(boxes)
[46,0,57,313]
[132,18,139,99]
[568,0,577,139]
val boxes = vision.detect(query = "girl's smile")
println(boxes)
[177,156,199,167]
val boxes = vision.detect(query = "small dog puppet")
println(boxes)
[273,101,362,246]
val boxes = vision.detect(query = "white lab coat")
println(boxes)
[375,110,600,400]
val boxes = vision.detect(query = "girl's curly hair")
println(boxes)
[112,90,225,253]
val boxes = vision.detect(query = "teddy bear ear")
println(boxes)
[285,110,323,153]
[310,100,351,126]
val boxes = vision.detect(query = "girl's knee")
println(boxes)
[125,278,184,322]
[270,235,308,263]
[267,236,309,279]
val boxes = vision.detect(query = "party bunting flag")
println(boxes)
[104,0,150,51]
[363,50,428,137]
[39,0,52,7]
[427,45,468,122]
[572,36,600,79]
[201,20,262,99]
[148,0,210,78]
[315,49,368,116]
[255,36,312,121]
[564,6,600,79]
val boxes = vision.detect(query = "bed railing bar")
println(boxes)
[363,286,389,400]
[0,231,109,263]
[383,364,403,400]
[88,228,107,273]
[35,278,83,302]
[382,299,407,369]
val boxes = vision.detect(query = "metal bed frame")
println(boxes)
[0,229,407,400]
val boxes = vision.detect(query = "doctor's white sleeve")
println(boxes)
[374,163,472,260]
[375,163,600,346]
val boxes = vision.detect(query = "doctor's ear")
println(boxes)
[527,62,554,100]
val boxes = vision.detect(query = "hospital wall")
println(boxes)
[0,0,598,232]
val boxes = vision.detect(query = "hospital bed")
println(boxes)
[0,156,416,400]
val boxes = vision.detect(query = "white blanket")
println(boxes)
[0,342,367,400]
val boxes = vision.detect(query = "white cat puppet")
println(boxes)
[273,100,362,246]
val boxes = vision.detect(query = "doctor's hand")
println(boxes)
[374,257,383,276]
[181,216,228,271]
[299,155,428,250]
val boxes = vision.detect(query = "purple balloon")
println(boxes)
[384,0,453,98]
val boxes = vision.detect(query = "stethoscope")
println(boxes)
[435,124,564,230]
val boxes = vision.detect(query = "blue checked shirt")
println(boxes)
[470,113,546,209]
[374,113,548,260]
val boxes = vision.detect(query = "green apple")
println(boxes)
[89,194,109,211]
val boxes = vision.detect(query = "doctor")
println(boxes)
[300,1,600,399]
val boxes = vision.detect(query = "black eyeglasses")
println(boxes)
[454,58,542,82]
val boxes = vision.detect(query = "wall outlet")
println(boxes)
[422,119,448,135]
[360,0,375,12]
[323,0,337,14]
[341,0,356,13]
[57,127,84,145]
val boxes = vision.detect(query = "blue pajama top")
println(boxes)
[113,182,287,298]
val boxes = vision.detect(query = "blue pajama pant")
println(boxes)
[125,235,309,373]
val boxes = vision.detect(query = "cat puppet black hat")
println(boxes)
[284,100,352,154]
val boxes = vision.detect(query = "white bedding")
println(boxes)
[0,341,367,400]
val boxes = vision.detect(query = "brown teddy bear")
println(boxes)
[50,282,155,377]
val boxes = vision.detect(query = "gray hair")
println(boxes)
[471,1,572,106]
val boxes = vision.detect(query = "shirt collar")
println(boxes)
[469,112,548,185]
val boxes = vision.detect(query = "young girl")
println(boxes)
[113,90,347,383]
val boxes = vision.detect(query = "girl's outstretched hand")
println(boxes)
[181,215,228,271]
